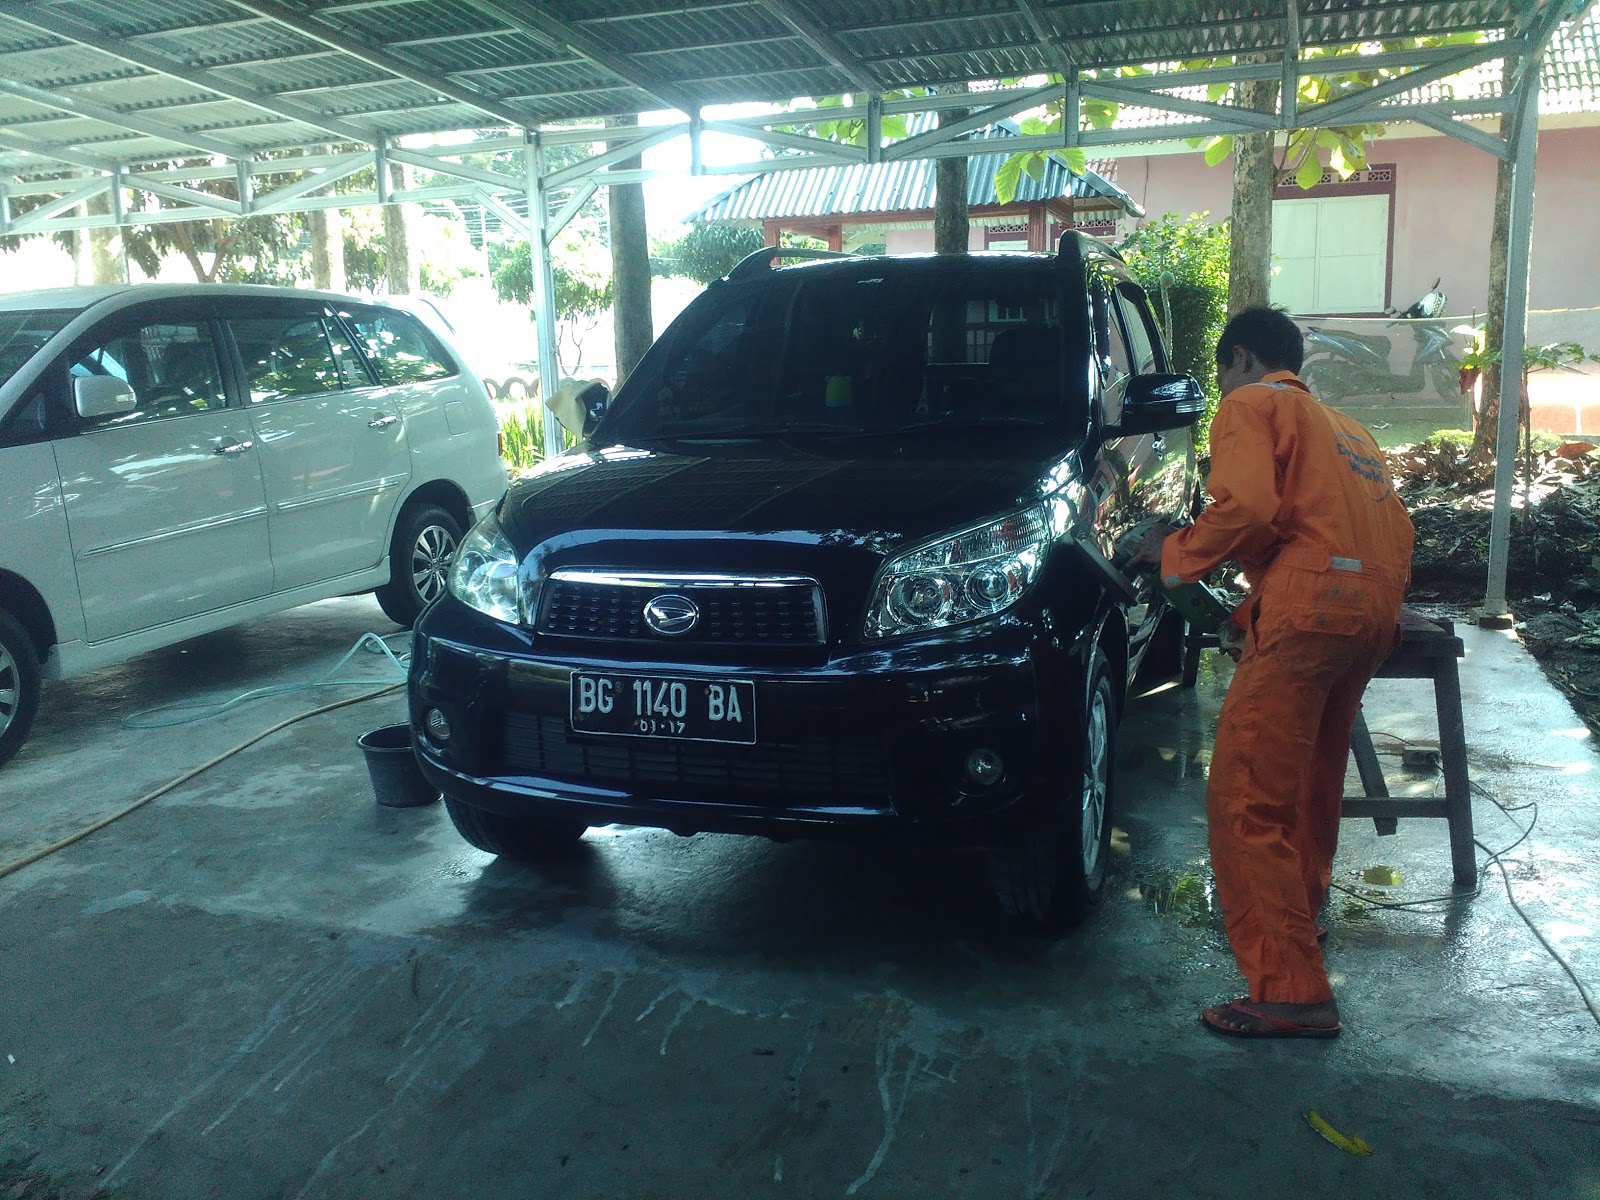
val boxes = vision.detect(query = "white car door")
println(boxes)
[226,300,410,591]
[50,303,273,644]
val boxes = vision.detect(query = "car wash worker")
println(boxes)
[1127,306,1414,1039]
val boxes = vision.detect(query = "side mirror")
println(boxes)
[546,377,610,439]
[74,375,138,420]
[1110,373,1206,436]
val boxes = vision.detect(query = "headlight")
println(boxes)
[448,512,520,623]
[864,506,1048,639]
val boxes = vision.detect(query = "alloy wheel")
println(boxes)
[1080,683,1110,877]
[0,640,17,738]
[411,523,459,604]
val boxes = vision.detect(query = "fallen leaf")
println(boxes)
[1362,865,1402,886]
[1556,442,1597,460]
[1305,1109,1373,1156]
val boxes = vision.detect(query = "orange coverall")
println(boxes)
[1160,371,1414,1005]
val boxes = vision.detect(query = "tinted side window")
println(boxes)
[1114,284,1160,374]
[229,314,344,403]
[340,307,456,385]
[69,321,226,428]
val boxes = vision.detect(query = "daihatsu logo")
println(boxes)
[643,594,699,636]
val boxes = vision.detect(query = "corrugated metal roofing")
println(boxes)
[688,121,1138,222]
[0,0,1589,182]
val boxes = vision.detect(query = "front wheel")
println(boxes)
[0,609,42,770]
[443,794,588,860]
[376,502,463,628]
[991,645,1117,932]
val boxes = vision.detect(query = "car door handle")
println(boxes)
[214,440,255,455]
[368,414,399,429]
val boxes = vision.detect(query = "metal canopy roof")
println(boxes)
[0,0,1585,184]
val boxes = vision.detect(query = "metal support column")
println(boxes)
[1480,60,1542,623]
[236,158,253,214]
[689,108,704,175]
[0,180,11,234]
[524,129,564,459]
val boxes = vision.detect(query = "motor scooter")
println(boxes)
[1300,280,1458,404]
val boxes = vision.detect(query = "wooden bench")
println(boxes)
[1182,606,1475,887]
[1343,608,1475,887]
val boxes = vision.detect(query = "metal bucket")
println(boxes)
[357,723,439,808]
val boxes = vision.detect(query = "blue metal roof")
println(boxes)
[688,122,1141,223]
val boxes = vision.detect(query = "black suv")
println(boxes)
[409,232,1205,928]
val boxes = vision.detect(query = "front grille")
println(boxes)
[537,573,825,646]
[500,713,892,808]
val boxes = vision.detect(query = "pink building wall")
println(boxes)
[1125,125,1600,320]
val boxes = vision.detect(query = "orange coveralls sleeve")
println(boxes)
[1155,372,1414,1006]
[1158,394,1282,589]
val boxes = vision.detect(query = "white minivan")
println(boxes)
[0,284,507,767]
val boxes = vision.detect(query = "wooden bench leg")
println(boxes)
[1348,709,1397,835]
[1433,659,1477,887]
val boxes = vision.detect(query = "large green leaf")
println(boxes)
[1296,153,1326,190]
[1023,151,1046,182]
[994,153,1026,204]
[1203,135,1234,167]
[1085,99,1119,130]
[1051,146,1088,175]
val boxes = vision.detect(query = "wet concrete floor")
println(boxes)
[1,597,1597,1198]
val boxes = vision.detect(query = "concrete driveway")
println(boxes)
[2,597,1597,1199]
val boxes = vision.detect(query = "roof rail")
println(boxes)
[728,246,855,280]
[1056,227,1124,264]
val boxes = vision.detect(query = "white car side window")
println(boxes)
[69,322,225,429]
[229,315,346,403]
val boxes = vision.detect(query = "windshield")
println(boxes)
[602,267,1071,442]
[0,309,77,389]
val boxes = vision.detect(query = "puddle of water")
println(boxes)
[1133,861,1221,929]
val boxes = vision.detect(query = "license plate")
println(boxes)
[569,671,757,744]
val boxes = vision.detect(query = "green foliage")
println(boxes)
[489,231,614,319]
[652,222,765,283]
[1117,211,1230,393]
[774,90,923,146]
[1117,212,1231,450]
[497,397,549,473]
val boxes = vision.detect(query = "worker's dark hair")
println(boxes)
[1215,306,1304,373]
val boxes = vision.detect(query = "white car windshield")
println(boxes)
[0,309,78,389]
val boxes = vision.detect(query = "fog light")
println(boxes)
[965,747,1004,786]
[424,708,452,744]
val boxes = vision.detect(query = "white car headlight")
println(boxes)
[448,512,520,623]
[864,506,1049,639]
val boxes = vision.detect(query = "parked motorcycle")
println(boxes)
[1300,279,1459,405]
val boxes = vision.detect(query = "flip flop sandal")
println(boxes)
[1201,998,1341,1040]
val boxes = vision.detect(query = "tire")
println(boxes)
[375,502,463,628]
[443,793,587,860]
[992,645,1117,932]
[0,609,43,771]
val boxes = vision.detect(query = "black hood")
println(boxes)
[500,436,1070,628]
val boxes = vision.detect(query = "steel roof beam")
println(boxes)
[454,0,699,113]
[882,81,1060,160]
[1300,40,1516,125]
[7,176,109,235]
[1406,108,1510,157]
[541,122,686,189]
[1079,78,1279,129]
[756,0,886,94]
[229,0,535,129]
[701,119,867,162]
[385,27,520,50]
[385,146,520,190]
[123,175,241,215]
[0,130,116,174]
[0,78,248,159]
[1015,0,1074,75]
[2,8,376,145]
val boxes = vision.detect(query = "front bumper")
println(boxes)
[409,596,1071,843]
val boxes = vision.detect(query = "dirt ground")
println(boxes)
[1387,437,1600,736]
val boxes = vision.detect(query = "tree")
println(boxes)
[491,227,613,375]
[934,83,970,254]
[607,114,653,385]
[653,222,764,283]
